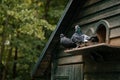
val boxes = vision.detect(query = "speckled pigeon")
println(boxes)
[71,25,91,47]
[60,34,76,48]
[71,25,84,47]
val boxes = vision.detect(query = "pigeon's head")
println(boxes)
[75,25,82,34]
[75,25,79,30]
[60,34,64,38]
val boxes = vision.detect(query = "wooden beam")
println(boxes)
[64,43,120,55]
[58,55,83,65]
[58,62,84,66]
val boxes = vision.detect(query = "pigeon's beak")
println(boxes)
[75,25,78,30]
[60,34,64,38]
[75,25,79,30]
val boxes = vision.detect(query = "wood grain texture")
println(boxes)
[83,0,101,7]
[58,55,83,65]
[55,64,83,80]
[78,6,120,26]
[79,0,120,18]
[110,27,120,38]
[110,37,120,46]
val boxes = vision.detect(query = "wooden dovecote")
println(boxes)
[31,0,120,80]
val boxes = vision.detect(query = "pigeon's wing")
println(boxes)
[60,37,76,48]
[84,34,90,40]
[71,33,83,43]
[82,34,90,42]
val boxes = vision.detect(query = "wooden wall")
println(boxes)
[76,0,120,46]
[83,55,120,80]
[75,0,120,80]
[54,64,83,80]
[52,49,84,80]
[53,0,120,80]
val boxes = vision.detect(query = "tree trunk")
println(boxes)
[13,31,19,79]
[0,26,6,65]
[44,0,51,20]
[0,28,6,80]
[0,63,4,79]
[2,47,13,80]
[13,47,18,79]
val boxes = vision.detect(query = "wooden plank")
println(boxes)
[84,71,120,80]
[55,64,83,80]
[107,15,120,28]
[64,43,107,54]
[79,0,120,18]
[84,63,120,80]
[58,55,83,65]
[76,15,120,30]
[64,43,120,55]
[110,27,120,38]
[78,6,120,26]
[83,0,101,7]
[110,37,120,46]
[84,62,120,72]
[84,72,120,80]
[54,76,69,80]
[58,50,73,58]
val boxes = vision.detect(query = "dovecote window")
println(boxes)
[95,20,110,43]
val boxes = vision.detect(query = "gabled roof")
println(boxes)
[31,0,87,78]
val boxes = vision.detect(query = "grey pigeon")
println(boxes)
[81,34,90,42]
[89,35,99,42]
[71,25,84,47]
[71,25,91,47]
[60,34,76,48]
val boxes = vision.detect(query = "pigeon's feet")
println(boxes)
[76,44,81,48]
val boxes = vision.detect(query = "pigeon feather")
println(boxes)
[60,34,76,48]
[71,25,84,47]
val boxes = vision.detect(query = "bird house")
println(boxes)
[31,0,120,80]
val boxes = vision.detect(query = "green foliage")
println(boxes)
[48,0,69,24]
[0,0,68,80]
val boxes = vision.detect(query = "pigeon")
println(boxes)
[89,35,99,42]
[60,34,76,49]
[71,25,91,47]
[81,34,90,43]
[71,25,84,47]
[75,25,83,35]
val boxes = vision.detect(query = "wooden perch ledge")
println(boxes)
[64,43,120,55]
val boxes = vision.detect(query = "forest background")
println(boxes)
[0,0,68,80]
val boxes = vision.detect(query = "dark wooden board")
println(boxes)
[64,43,120,55]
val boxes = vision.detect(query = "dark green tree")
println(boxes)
[0,0,68,80]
